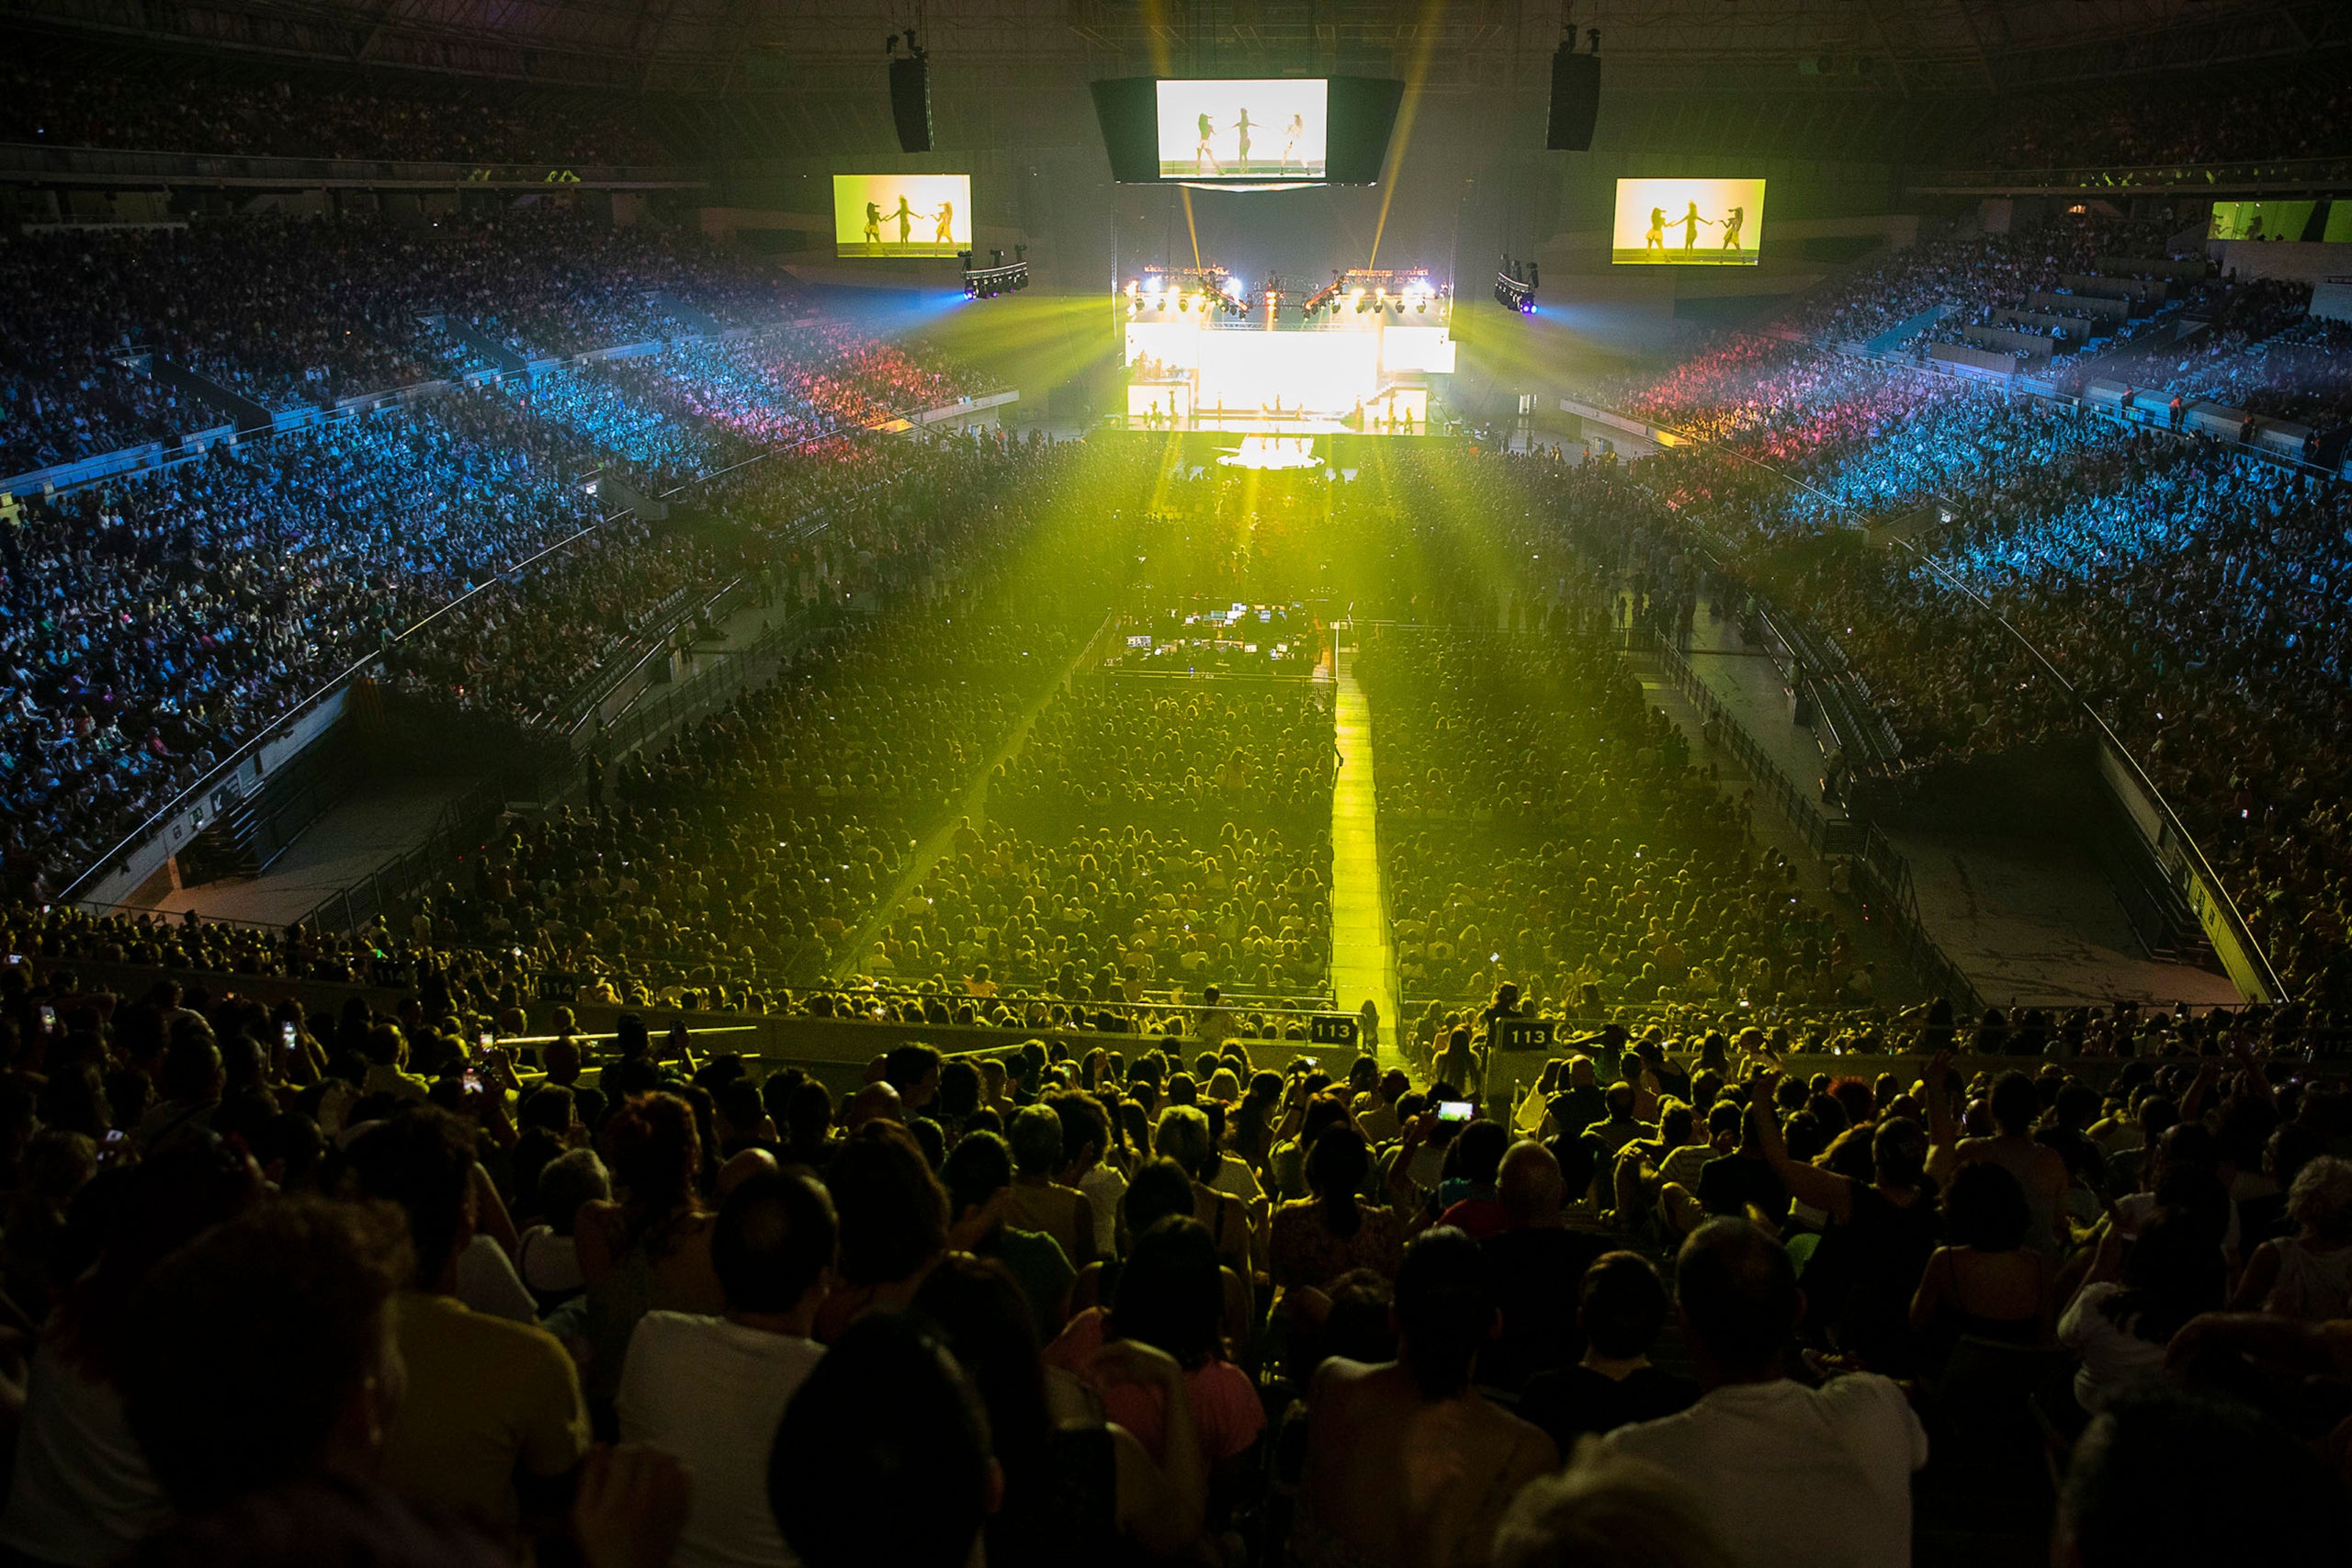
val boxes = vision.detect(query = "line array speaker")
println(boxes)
[1546,49,1600,152]
[889,54,933,153]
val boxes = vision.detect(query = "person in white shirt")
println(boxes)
[1607,1219,1928,1568]
[2057,1207,2223,1416]
[618,1168,835,1568]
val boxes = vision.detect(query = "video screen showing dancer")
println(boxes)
[1611,177,1767,265]
[1157,79,1329,180]
[832,174,973,257]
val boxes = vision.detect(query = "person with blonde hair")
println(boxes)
[1156,1104,1256,1278]
[1491,1438,1732,1568]
[2229,1154,2352,1321]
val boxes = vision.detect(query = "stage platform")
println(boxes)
[1099,423,1466,465]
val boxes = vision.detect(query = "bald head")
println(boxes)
[716,1145,781,1200]
[1498,1140,1565,1229]
[845,1080,905,1131]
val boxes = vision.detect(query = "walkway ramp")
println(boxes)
[1861,303,1952,358]
[1329,633,1400,1062]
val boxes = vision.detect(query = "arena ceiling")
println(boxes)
[4,0,2345,96]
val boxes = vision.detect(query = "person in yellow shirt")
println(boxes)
[348,1109,593,1541]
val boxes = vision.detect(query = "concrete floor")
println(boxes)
[149,775,475,929]
[1888,829,2243,1010]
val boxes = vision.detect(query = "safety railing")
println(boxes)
[1645,618,1848,859]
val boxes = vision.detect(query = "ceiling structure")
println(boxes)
[3,0,2345,96]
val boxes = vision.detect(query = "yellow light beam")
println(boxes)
[1368,0,1445,270]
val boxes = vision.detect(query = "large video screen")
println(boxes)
[1611,177,1767,265]
[832,174,972,258]
[1155,79,1328,181]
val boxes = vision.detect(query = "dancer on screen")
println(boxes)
[1235,107,1255,175]
[864,201,883,247]
[1194,112,1223,175]
[1645,207,1667,254]
[1720,205,1746,254]
[933,198,955,245]
[1680,200,1713,253]
[1283,112,1305,173]
[891,195,918,245]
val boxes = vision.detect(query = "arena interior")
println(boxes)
[3,1,2352,1564]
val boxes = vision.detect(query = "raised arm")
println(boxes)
[1750,1069,1856,1224]
[1923,1049,1962,1186]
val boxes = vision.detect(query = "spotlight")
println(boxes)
[959,250,1028,304]
[1495,256,1536,314]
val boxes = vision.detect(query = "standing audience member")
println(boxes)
[915,1253,1208,1564]
[1606,1220,1928,1568]
[1293,1229,1558,1567]
[1480,1140,1611,1393]
[617,1169,834,1568]
[1000,1103,1098,1267]
[0,1145,259,1566]
[2058,1208,2224,1416]
[813,1121,950,1336]
[1520,1252,1698,1447]
[768,1313,997,1568]
[577,1092,725,1405]
[1046,1215,1265,1472]
[348,1110,593,1541]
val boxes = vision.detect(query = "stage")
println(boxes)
[1095,425,1466,469]
[1120,270,1455,451]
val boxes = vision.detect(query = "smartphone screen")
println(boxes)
[281,1021,299,1052]
[1436,1100,1475,1124]
[461,1067,482,1096]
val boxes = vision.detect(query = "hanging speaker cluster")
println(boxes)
[884,48,931,153]
[1546,40,1600,152]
